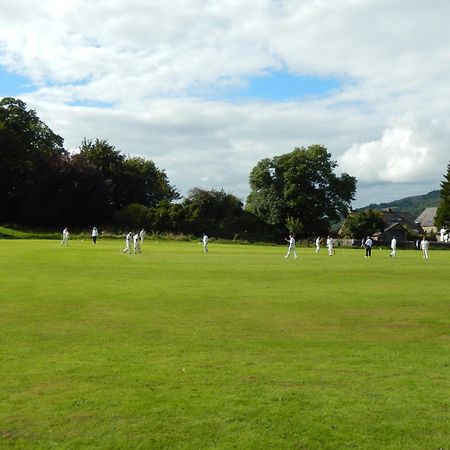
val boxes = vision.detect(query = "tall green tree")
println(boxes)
[340,209,385,239]
[246,145,357,236]
[0,97,66,224]
[435,162,450,228]
[77,139,178,213]
[182,188,244,237]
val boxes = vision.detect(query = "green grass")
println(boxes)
[0,240,449,449]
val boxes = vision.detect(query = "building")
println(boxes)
[415,207,438,235]
[374,222,409,242]
[379,208,422,241]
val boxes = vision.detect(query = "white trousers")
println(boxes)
[285,247,297,258]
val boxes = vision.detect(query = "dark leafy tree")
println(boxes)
[182,188,245,238]
[120,157,179,208]
[246,145,357,237]
[77,139,178,213]
[0,97,66,224]
[435,162,450,228]
[146,201,188,233]
[59,153,114,226]
[340,209,385,239]
[113,203,150,230]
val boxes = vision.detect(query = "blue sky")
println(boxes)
[227,72,341,101]
[0,67,31,97]
[0,65,340,103]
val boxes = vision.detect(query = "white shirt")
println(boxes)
[92,228,98,237]
[316,237,320,246]
[203,235,208,244]
[420,239,429,250]
[365,238,373,247]
[391,238,396,249]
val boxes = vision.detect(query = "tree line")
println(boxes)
[2,96,448,240]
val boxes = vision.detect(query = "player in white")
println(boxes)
[202,234,209,253]
[315,236,321,253]
[60,227,69,246]
[420,237,429,259]
[285,234,298,259]
[91,227,98,244]
[122,232,132,254]
[133,233,141,254]
[390,237,397,258]
[139,229,146,245]
[326,236,333,256]
[364,236,373,258]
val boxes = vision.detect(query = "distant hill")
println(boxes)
[357,190,440,220]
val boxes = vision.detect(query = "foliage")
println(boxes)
[435,162,450,228]
[246,145,356,237]
[340,209,385,238]
[111,189,278,241]
[76,139,179,222]
[112,203,149,230]
[0,98,178,227]
[0,97,66,225]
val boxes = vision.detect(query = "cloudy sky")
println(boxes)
[1,0,449,207]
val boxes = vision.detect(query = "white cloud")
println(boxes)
[1,0,450,206]
[339,127,430,183]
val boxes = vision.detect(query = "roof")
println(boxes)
[415,207,438,227]
[383,222,409,232]
[382,211,421,231]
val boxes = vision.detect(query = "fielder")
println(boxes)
[315,236,321,253]
[139,228,146,245]
[326,236,334,256]
[285,234,298,259]
[420,237,429,259]
[390,237,397,258]
[122,232,132,254]
[133,233,141,254]
[202,233,209,253]
[60,227,69,246]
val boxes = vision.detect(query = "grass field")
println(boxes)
[1,239,449,449]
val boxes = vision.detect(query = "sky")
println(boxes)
[1,0,449,207]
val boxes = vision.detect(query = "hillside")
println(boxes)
[358,190,440,219]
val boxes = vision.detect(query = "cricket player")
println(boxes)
[390,237,397,258]
[61,227,69,246]
[91,227,98,244]
[315,236,321,253]
[122,232,132,254]
[364,236,373,258]
[285,234,298,259]
[202,234,209,253]
[133,233,141,254]
[420,237,429,259]
[326,236,334,256]
[139,228,146,244]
